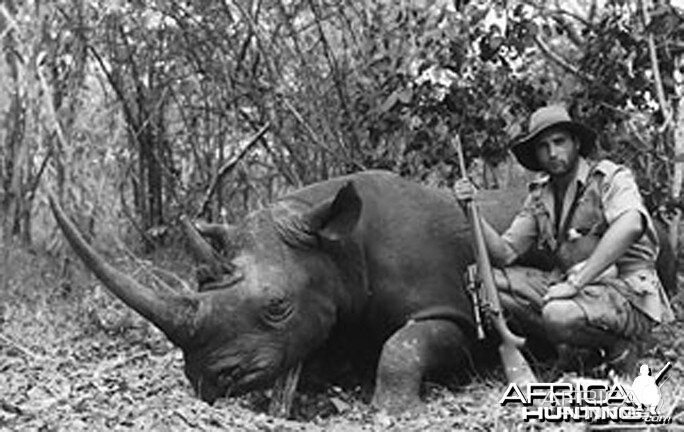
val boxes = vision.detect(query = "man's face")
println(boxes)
[534,128,580,176]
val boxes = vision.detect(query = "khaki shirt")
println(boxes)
[502,158,674,323]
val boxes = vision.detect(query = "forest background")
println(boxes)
[2,0,684,430]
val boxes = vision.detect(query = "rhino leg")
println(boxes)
[372,319,471,414]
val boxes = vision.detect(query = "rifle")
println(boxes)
[452,136,538,387]
[654,362,672,385]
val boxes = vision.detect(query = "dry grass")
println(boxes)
[1,247,683,431]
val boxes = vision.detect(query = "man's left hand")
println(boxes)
[543,281,579,303]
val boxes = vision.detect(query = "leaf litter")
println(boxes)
[1,248,683,431]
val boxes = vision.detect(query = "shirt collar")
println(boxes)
[528,157,592,235]
[574,157,591,187]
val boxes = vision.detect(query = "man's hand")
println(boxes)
[454,178,477,204]
[543,281,579,303]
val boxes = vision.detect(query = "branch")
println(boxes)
[641,0,673,128]
[521,0,593,27]
[0,333,46,361]
[279,94,365,171]
[118,174,156,249]
[533,34,595,81]
[113,235,193,295]
[33,63,63,202]
[229,0,281,84]
[550,15,586,48]
[548,8,592,27]
[87,45,139,134]
[236,109,303,187]
[26,147,53,203]
[307,0,353,147]
[669,54,684,250]
[195,123,270,219]
[37,61,68,141]
[279,95,335,156]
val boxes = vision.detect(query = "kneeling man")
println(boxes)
[454,105,673,373]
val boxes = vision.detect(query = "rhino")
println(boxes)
[49,170,676,414]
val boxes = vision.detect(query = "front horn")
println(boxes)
[49,194,198,346]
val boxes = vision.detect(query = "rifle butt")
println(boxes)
[498,342,538,387]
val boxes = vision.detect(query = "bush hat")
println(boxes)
[512,105,597,171]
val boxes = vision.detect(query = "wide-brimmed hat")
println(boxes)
[511,105,597,171]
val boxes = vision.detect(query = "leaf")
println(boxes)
[378,91,400,114]
[21,387,58,414]
[524,21,538,36]
[396,88,413,104]
[329,396,350,413]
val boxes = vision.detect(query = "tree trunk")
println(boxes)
[1,92,26,291]
[671,56,684,251]
[138,129,163,232]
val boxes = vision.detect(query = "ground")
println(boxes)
[1,246,683,431]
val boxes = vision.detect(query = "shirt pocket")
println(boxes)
[568,188,605,237]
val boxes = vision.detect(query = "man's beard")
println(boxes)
[548,159,570,175]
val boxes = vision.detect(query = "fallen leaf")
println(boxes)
[329,397,350,413]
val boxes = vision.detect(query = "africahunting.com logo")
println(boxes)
[500,363,672,424]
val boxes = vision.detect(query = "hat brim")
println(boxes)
[511,121,597,171]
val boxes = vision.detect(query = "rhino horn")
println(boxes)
[49,194,198,346]
[180,216,223,269]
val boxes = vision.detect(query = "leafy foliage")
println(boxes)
[557,2,682,210]
[3,0,682,245]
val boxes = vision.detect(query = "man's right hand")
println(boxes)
[453,178,477,204]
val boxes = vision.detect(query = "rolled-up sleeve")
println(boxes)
[602,168,656,242]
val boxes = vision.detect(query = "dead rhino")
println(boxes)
[49,169,676,414]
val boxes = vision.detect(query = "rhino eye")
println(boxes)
[263,297,293,323]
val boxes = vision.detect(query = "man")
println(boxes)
[454,105,673,373]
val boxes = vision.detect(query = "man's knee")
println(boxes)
[542,300,586,342]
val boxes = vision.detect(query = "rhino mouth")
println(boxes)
[199,357,281,402]
[224,369,270,395]
[227,362,280,395]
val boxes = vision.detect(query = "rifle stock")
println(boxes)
[452,136,537,387]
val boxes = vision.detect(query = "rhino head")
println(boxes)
[49,182,363,403]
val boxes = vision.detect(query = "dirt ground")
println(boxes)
[1,247,683,431]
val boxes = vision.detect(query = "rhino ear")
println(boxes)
[304,181,362,241]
